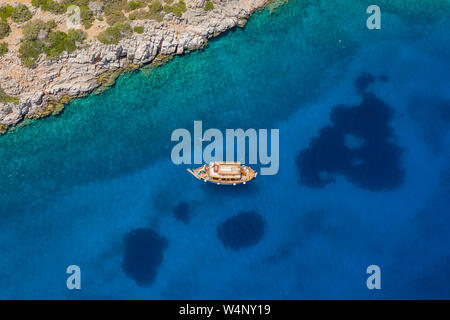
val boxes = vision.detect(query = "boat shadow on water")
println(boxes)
[202,179,260,197]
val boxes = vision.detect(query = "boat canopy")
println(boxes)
[209,162,242,179]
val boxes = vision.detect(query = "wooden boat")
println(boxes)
[187,162,257,185]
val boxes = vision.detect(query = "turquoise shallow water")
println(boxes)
[1,0,450,299]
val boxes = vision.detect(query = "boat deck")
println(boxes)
[187,162,257,185]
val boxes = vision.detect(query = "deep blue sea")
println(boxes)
[1,0,450,299]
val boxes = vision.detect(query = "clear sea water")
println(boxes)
[1,0,450,299]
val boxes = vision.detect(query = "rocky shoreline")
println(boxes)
[0,0,271,134]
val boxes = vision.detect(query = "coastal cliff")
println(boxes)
[0,0,271,133]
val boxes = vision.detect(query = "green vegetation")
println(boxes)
[149,11,163,22]
[44,29,86,59]
[11,4,33,23]
[97,22,132,44]
[106,10,127,25]
[128,1,143,11]
[22,19,55,41]
[46,19,57,30]
[0,19,10,40]
[0,5,14,20]
[61,0,90,7]
[32,0,92,13]
[30,1,100,29]
[19,19,86,67]
[0,86,19,105]
[204,0,214,11]
[22,20,44,41]
[133,25,144,34]
[0,42,8,56]
[147,0,163,21]
[32,0,65,15]
[67,28,86,42]
[128,9,149,20]
[163,1,186,17]
[104,0,128,15]
[149,0,162,13]
[19,39,44,67]
[80,6,94,29]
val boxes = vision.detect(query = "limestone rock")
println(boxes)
[89,1,105,18]
[0,0,270,129]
